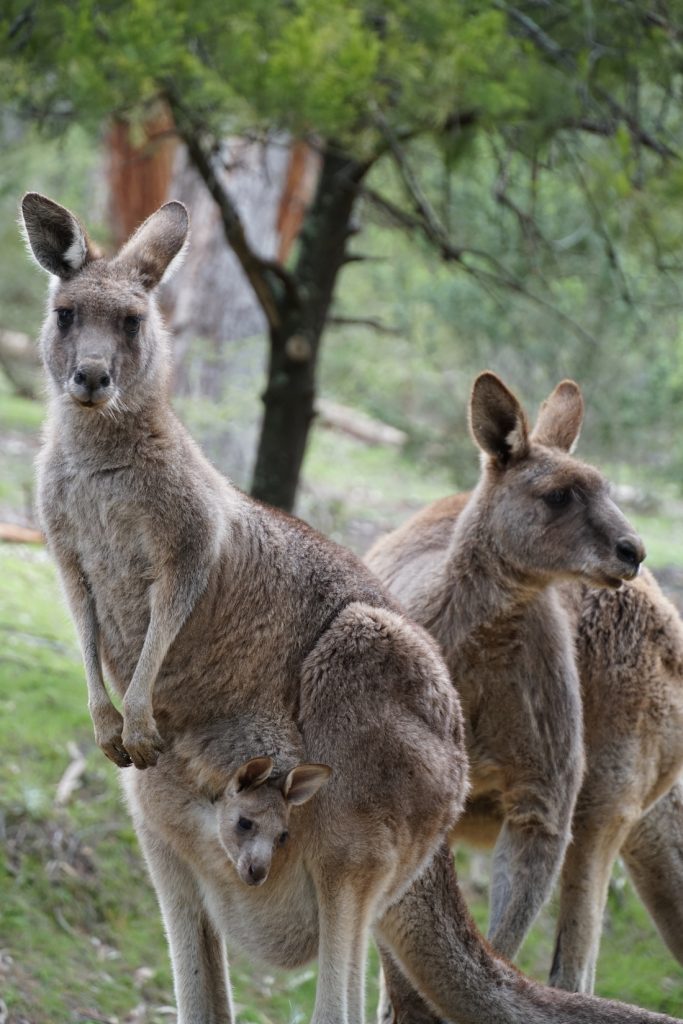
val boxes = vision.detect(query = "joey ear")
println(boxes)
[283,764,332,806]
[469,372,529,466]
[232,757,274,793]
[114,201,189,289]
[531,380,584,453]
[21,192,97,279]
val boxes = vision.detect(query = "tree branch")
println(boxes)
[328,315,400,335]
[166,91,300,329]
[361,182,597,348]
[497,1,679,159]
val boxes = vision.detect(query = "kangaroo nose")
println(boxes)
[73,362,111,397]
[616,536,645,569]
[247,863,267,885]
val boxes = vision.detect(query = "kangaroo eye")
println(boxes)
[56,307,74,330]
[279,831,289,846]
[543,488,572,508]
[123,315,141,337]
[237,817,253,832]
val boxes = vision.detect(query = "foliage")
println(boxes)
[4,2,683,199]
[4,1,683,507]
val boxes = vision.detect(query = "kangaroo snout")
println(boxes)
[240,857,269,886]
[70,360,113,406]
[615,535,645,576]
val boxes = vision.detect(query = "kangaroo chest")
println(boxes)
[39,455,155,682]
[446,598,581,799]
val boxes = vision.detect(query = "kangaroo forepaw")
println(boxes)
[91,704,133,768]
[121,712,165,770]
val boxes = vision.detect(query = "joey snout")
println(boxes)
[217,821,281,887]
[237,849,272,887]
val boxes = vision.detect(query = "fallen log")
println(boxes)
[0,522,44,544]
[316,399,407,448]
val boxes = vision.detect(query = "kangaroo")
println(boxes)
[367,372,645,962]
[23,193,682,1024]
[167,714,332,887]
[366,373,683,1001]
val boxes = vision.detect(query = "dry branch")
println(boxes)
[0,523,43,544]
[316,399,407,448]
[55,742,87,807]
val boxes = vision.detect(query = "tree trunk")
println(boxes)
[106,105,177,247]
[250,148,368,512]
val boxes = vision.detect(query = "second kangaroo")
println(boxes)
[367,372,645,970]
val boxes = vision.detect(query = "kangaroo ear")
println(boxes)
[283,764,332,806]
[231,757,274,793]
[531,380,584,453]
[469,372,529,466]
[21,192,97,279]
[114,201,189,290]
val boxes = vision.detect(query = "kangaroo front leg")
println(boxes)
[622,784,683,967]
[488,815,570,959]
[137,825,233,1024]
[56,550,130,767]
[122,557,209,768]
[550,812,635,993]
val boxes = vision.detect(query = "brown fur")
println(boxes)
[23,196,681,1024]
[550,573,683,990]
[366,374,679,1002]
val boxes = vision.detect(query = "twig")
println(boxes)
[328,316,399,335]
[55,741,87,807]
[563,142,634,306]
[361,185,597,347]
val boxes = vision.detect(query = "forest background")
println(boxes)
[1,2,683,1021]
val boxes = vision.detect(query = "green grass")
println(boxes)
[0,377,43,519]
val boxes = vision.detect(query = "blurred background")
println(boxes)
[1,2,683,1021]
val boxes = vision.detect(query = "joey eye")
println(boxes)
[237,817,253,832]
[123,314,142,337]
[278,831,289,846]
[543,488,572,508]
[56,308,74,330]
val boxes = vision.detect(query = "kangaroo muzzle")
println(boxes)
[70,359,113,406]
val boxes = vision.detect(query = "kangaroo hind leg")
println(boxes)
[137,825,233,1024]
[312,870,379,1024]
[550,808,637,993]
[622,782,683,966]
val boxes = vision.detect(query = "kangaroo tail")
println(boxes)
[376,843,681,1024]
